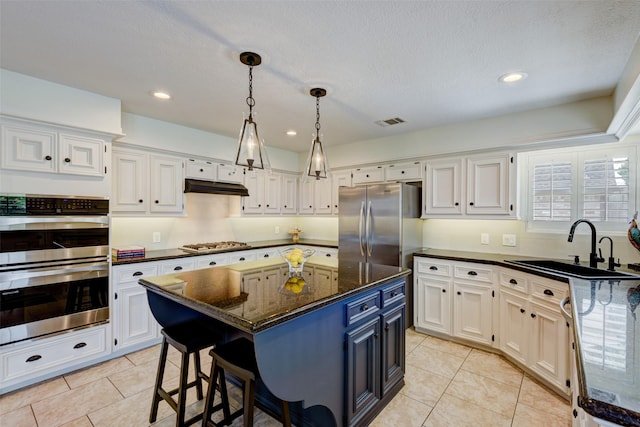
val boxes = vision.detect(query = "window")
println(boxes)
[523,143,637,233]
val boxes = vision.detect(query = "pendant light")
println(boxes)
[303,88,329,180]
[235,52,269,171]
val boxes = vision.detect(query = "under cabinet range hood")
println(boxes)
[184,179,249,196]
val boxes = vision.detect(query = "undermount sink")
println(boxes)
[505,259,639,279]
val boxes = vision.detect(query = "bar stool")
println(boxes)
[202,337,292,427]
[149,320,227,427]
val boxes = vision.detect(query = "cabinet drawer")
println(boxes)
[530,278,568,306]
[454,264,493,283]
[385,162,422,181]
[228,251,257,264]
[115,264,159,285]
[415,258,451,277]
[185,160,216,180]
[159,260,195,274]
[499,270,528,294]
[1,326,108,383]
[345,292,381,326]
[195,253,230,269]
[381,281,405,307]
[254,248,279,260]
[352,167,385,184]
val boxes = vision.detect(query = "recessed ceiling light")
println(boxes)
[152,91,171,100]
[286,130,297,136]
[498,72,528,83]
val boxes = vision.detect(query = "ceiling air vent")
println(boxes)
[375,117,406,127]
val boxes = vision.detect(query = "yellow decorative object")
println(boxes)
[280,247,315,274]
[288,227,303,243]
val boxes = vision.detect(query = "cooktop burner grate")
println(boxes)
[180,241,249,253]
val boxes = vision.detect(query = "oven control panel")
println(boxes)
[0,195,109,215]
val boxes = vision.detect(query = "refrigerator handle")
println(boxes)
[358,201,365,256]
[366,200,373,256]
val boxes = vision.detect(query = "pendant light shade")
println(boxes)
[303,88,329,180]
[235,52,269,171]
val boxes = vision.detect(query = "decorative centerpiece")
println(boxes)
[280,273,311,296]
[628,211,640,252]
[288,227,303,243]
[280,247,315,274]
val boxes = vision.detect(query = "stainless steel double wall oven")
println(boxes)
[0,195,109,346]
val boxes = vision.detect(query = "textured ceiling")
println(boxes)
[1,1,640,152]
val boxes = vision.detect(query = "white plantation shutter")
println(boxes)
[582,155,630,222]
[531,160,573,221]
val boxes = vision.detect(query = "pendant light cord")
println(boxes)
[315,94,321,137]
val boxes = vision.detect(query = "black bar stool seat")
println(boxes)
[202,337,292,427]
[149,320,226,427]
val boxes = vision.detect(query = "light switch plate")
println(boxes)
[480,233,490,245]
[502,234,516,246]
[152,232,161,243]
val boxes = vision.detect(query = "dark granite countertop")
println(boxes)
[138,257,409,333]
[569,277,640,426]
[112,239,338,265]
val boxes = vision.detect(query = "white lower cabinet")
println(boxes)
[0,324,110,391]
[415,256,571,397]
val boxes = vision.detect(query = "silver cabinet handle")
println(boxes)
[560,297,572,322]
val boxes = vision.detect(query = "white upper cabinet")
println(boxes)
[314,178,333,214]
[2,123,105,177]
[281,173,298,214]
[217,163,244,184]
[242,171,283,215]
[352,166,385,185]
[424,158,463,215]
[423,152,515,218]
[112,148,184,214]
[384,161,422,182]
[331,170,352,214]
[185,159,216,180]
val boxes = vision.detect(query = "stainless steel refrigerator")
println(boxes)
[339,182,423,326]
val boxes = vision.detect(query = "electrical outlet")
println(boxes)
[152,232,161,243]
[275,226,280,234]
[502,234,517,247]
[480,233,490,245]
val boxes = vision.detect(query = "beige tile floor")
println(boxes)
[0,329,571,427]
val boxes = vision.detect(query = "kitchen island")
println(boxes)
[138,257,410,427]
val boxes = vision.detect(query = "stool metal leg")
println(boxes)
[150,338,169,423]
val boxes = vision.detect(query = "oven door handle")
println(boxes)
[1,262,109,291]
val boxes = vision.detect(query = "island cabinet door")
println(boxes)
[345,317,381,426]
[381,303,405,395]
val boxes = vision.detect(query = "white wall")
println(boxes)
[0,69,121,135]
[325,97,613,169]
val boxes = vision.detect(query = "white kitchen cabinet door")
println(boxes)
[58,133,104,177]
[112,149,148,212]
[1,125,58,173]
[424,159,463,215]
[185,159,216,180]
[529,300,569,391]
[264,173,282,214]
[352,166,384,185]
[299,180,315,214]
[281,173,298,214]
[114,284,160,350]
[217,163,244,184]
[385,161,422,182]
[331,170,352,214]
[149,154,184,213]
[314,178,332,214]
[242,171,265,214]
[466,154,511,215]
[415,274,452,335]
[452,281,493,346]
[499,289,529,365]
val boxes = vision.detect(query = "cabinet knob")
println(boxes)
[309,205,312,208]
[543,289,554,296]
[132,271,143,276]
[139,199,143,203]
[73,342,87,349]
[361,303,369,312]
[284,205,287,208]
[209,261,217,266]
[401,170,405,174]
[155,200,159,204]
[530,313,537,318]
[366,174,370,178]
[173,266,183,271]
[326,253,331,257]
[509,278,518,285]
[520,308,525,314]
[429,266,438,271]
[200,168,204,172]
[64,158,71,163]
[258,204,261,207]
[44,155,52,161]
[239,257,245,261]
[391,291,398,297]
[263,254,269,258]
[469,202,474,206]
[467,271,478,276]
[26,355,42,362]
[454,202,459,206]
[442,289,446,293]
[457,291,461,295]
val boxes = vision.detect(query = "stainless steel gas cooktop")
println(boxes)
[180,241,249,254]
